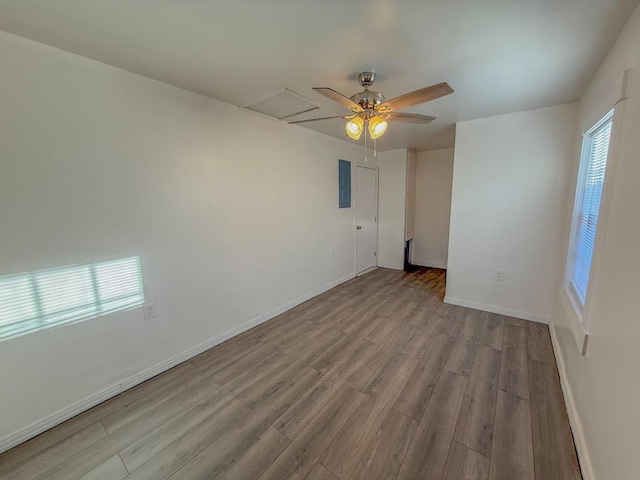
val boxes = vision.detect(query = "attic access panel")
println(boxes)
[241,89,321,120]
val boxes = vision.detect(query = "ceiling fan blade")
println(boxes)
[288,114,354,124]
[384,112,436,124]
[313,87,363,113]
[377,82,453,112]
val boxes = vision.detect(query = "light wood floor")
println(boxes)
[0,267,582,480]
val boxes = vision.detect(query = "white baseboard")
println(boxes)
[549,325,594,480]
[377,262,403,270]
[443,296,550,324]
[411,259,447,269]
[356,266,377,276]
[0,383,124,456]
[0,272,356,454]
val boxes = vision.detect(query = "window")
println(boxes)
[568,111,613,307]
[0,257,144,340]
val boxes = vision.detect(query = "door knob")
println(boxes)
[356,226,362,229]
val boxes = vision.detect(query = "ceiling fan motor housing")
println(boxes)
[350,90,385,110]
[352,72,385,110]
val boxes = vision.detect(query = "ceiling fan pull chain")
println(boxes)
[374,137,377,157]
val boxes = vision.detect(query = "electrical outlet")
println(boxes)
[143,302,157,319]
[495,270,505,281]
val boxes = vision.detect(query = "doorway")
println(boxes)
[355,165,378,274]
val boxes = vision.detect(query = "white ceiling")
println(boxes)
[0,0,638,151]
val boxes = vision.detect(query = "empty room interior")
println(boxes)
[1,1,640,479]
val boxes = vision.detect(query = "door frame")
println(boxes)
[354,163,380,275]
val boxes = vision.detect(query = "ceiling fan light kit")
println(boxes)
[345,116,364,140]
[289,71,453,148]
[368,116,388,139]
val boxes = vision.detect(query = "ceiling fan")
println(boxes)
[289,72,453,141]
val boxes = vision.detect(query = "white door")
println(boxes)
[356,166,378,274]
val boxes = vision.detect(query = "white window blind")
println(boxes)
[570,113,613,306]
[0,257,144,340]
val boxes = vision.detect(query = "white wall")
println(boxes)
[377,148,407,270]
[446,103,578,321]
[550,4,640,479]
[0,31,365,449]
[413,148,454,269]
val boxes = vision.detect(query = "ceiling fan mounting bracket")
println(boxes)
[358,72,376,87]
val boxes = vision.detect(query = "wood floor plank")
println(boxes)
[479,314,504,350]
[307,332,363,372]
[365,315,400,346]
[159,367,324,480]
[271,319,330,352]
[258,385,365,480]
[315,337,378,382]
[393,333,455,420]
[304,463,340,480]
[258,319,316,349]
[78,455,128,480]
[0,421,107,480]
[402,296,441,352]
[526,322,556,365]
[408,295,440,328]
[100,366,222,434]
[282,327,345,368]
[101,348,282,435]
[501,322,525,351]
[434,303,464,337]
[460,309,487,342]
[499,323,529,399]
[122,399,251,480]
[489,390,534,480]
[339,296,389,334]
[454,346,502,457]
[290,294,330,314]
[384,319,417,352]
[0,361,194,475]
[279,325,344,358]
[529,359,582,480]
[212,348,291,400]
[342,340,403,393]
[353,312,390,340]
[402,322,438,358]
[187,332,263,372]
[445,331,480,377]
[32,375,224,480]
[213,426,290,480]
[119,396,249,472]
[443,441,490,480]
[318,354,417,479]
[366,301,417,344]
[273,376,345,441]
[396,370,468,480]
[504,316,527,327]
[350,408,417,480]
[209,341,281,385]
[235,354,315,408]
[321,307,358,336]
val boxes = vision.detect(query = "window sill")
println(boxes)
[561,283,589,356]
